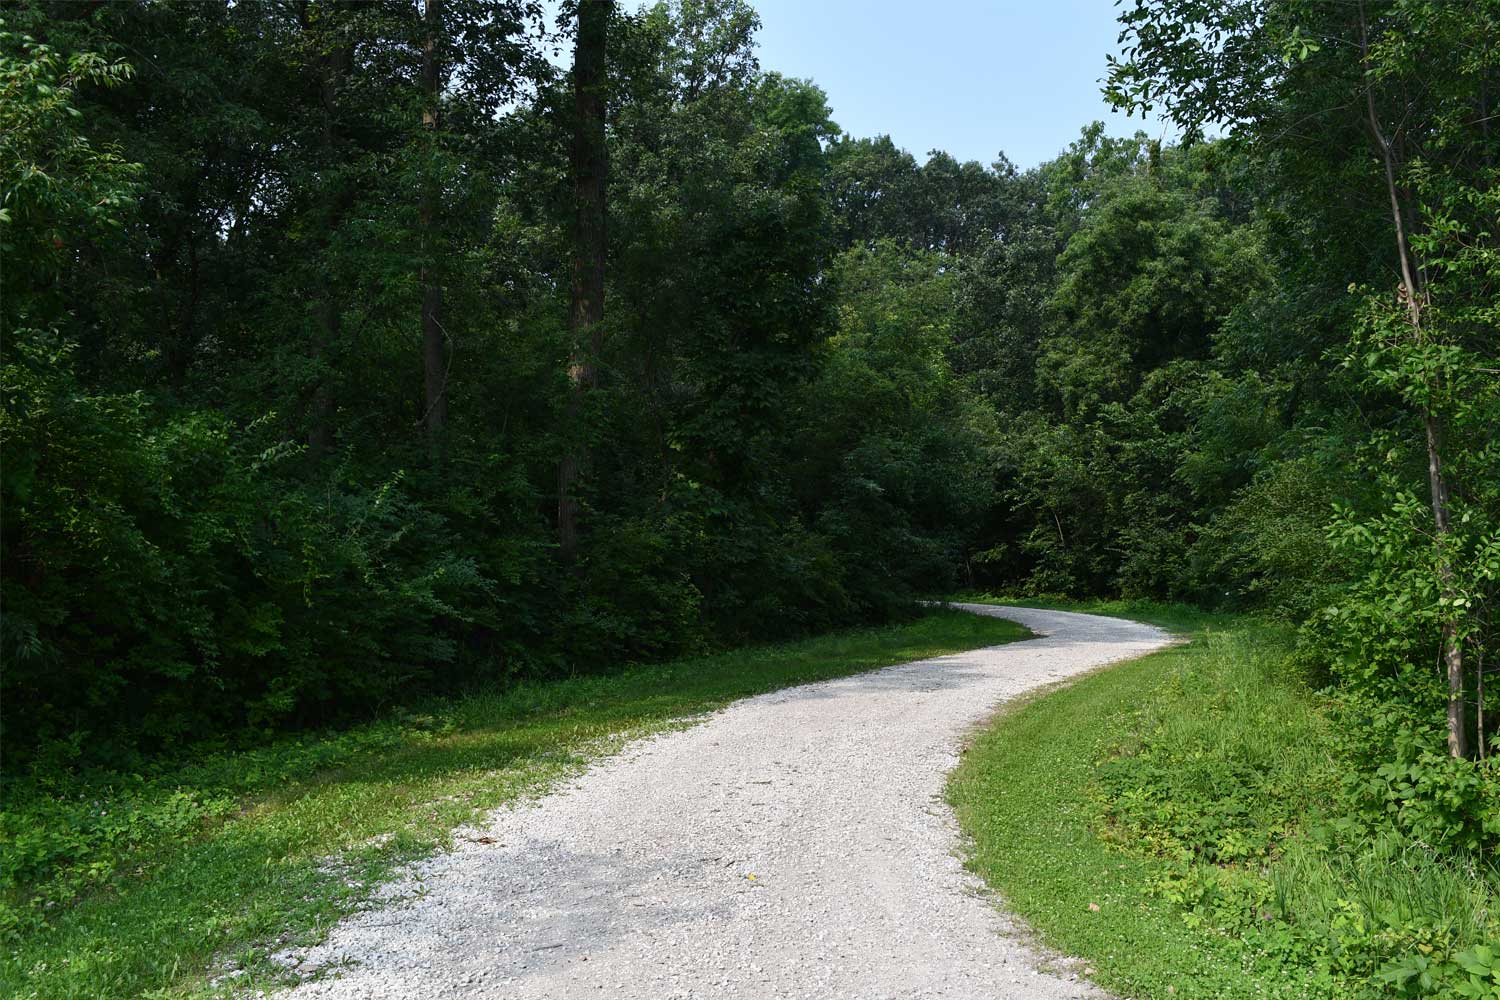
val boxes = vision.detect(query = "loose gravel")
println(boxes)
[276,604,1173,999]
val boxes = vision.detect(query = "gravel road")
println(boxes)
[277,604,1173,1000]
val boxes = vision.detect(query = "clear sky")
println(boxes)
[746,0,1172,169]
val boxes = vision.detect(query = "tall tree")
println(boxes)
[301,0,353,458]
[420,0,447,436]
[557,0,610,563]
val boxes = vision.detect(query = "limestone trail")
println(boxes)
[281,606,1172,1000]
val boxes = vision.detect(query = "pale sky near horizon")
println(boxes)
[746,0,1172,169]
[540,1,1174,170]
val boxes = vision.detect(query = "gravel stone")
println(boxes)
[277,605,1172,999]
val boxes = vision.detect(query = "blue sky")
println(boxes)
[747,0,1171,169]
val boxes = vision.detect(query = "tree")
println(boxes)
[796,243,998,606]
[300,0,354,458]
[1108,0,1500,758]
[1040,170,1264,419]
[557,0,610,564]
[420,0,447,437]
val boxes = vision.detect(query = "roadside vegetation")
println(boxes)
[1,608,1026,1000]
[950,601,1500,1000]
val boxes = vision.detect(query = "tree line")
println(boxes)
[2,0,1495,855]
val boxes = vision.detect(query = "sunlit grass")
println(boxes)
[948,601,1499,999]
[949,615,1322,999]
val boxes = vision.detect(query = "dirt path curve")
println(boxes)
[280,604,1173,1000]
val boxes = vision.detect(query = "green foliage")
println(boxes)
[0,23,138,295]
[1051,2,1500,991]
[1,339,511,751]
[1326,695,1500,857]
[798,243,998,611]
[1104,0,1500,751]
[962,136,1296,603]
[1186,453,1349,619]
[0,0,1009,767]
[1319,492,1498,708]
[1041,175,1265,417]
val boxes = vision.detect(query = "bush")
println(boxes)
[1328,694,1500,857]
[1186,455,1352,618]
[1,331,505,759]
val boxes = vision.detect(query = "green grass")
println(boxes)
[1,607,1028,1000]
[947,599,1500,1000]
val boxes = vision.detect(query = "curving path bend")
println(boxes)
[278,605,1173,1000]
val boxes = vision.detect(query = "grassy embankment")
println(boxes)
[2,607,1028,1000]
[948,596,1500,1000]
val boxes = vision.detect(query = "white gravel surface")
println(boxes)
[276,604,1173,1000]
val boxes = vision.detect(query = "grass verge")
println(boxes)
[2,607,1028,1000]
[947,599,1500,1000]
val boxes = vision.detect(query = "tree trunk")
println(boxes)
[1359,3,1467,758]
[420,0,447,438]
[304,0,351,459]
[309,301,338,458]
[557,0,610,564]
[1425,414,1468,759]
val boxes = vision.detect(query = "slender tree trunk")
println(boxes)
[305,1,351,459]
[1476,612,1489,761]
[1423,413,1467,758]
[309,301,338,457]
[420,0,447,437]
[557,0,610,564]
[1359,3,1467,758]
[165,229,201,391]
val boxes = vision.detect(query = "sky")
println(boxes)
[745,0,1172,169]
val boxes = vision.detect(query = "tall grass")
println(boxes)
[1273,837,1500,961]
[1095,626,1336,860]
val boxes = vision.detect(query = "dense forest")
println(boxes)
[1,0,1497,994]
